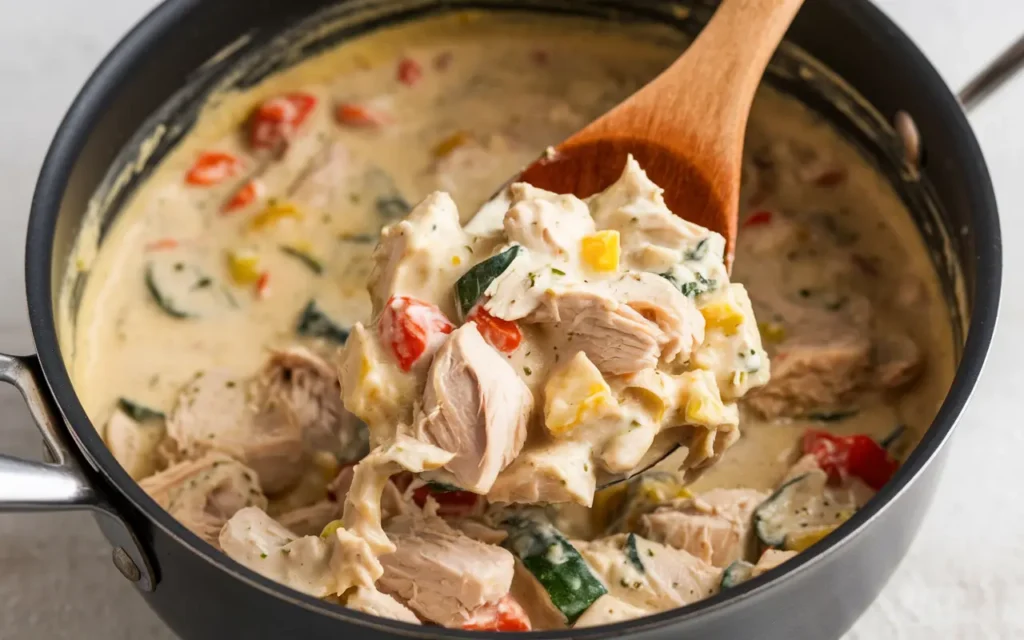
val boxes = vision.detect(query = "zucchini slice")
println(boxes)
[145,258,235,319]
[720,560,755,589]
[296,300,350,344]
[753,470,854,549]
[454,245,521,318]
[501,515,607,624]
[117,398,165,423]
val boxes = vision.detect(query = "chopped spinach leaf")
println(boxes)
[296,300,350,344]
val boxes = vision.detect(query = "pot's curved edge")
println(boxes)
[22,0,1003,638]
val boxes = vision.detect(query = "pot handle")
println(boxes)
[0,353,156,591]
[960,33,1024,111]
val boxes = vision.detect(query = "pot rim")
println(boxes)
[25,0,1002,637]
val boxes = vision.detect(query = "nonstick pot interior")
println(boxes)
[24,1,1000,639]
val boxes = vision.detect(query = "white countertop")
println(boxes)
[0,1,1021,638]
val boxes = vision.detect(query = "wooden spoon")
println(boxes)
[515,0,806,266]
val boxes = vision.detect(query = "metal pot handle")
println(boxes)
[0,353,156,591]
[960,34,1024,111]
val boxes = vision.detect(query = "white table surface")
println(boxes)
[1,1,1022,638]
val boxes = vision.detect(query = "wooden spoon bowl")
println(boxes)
[518,0,806,267]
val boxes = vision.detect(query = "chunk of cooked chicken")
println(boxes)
[346,587,420,624]
[602,272,706,365]
[487,439,596,507]
[219,506,379,597]
[874,333,923,389]
[379,513,516,627]
[368,191,470,319]
[573,594,648,628]
[640,488,767,568]
[413,323,531,493]
[516,274,703,376]
[105,408,166,480]
[140,453,266,547]
[504,184,595,262]
[260,346,365,461]
[166,370,305,494]
[524,287,661,376]
[746,331,872,419]
[576,534,721,612]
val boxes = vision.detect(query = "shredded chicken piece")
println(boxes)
[140,453,266,547]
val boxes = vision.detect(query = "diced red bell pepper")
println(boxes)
[467,305,522,354]
[379,295,455,372]
[802,430,899,491]
[335,103,387,128]
[812,167,847,187]
[249,92,318,149]
[411,484,480,518]
[145,238,179,252]
[186,151,242,186]
[461,594,532,632]
[743,210,773,227]
[222,179,265,213]
[396,57,423,86]
[255,272,271,299]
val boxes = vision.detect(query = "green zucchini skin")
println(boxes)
[753,473,811,548]
[145,259,235,319]
[117,398,165,423]
[720,560,755,589]
[295,300,350,344]
[279,246,324,275]
[454,245,521,318]
[624,533,645,573]
[501,515,607,624]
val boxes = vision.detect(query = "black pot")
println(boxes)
[0,1,1005,638]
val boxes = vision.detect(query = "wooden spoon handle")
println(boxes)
[630,0,805,142]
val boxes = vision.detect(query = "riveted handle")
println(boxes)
[960,34,1024,112]
[0,353,156,591]
[0,354,96,509]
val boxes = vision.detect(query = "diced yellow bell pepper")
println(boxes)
[320,520,343,539]
[626,387,667,424]
[758,321,786,343]
[227,249,261,285]
[311,451,340,483]
[785,524,839,552]
[581,230,620,273]
[433,130,472,158]
[544,351,617,436]
[678,370,731,427]
[250,200,304,231]
[701,300,745,336]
